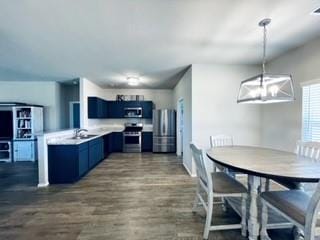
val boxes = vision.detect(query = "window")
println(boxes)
[302,83,320,142]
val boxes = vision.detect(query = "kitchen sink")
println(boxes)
[69,134,98,140]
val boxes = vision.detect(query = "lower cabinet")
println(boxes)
[89,138,104,169]
[48,132,127,184]
[78,147,89,177]
[103,133,112,158]
[48,137,104,184]
[142,132,153,152]
[111,132,123,152]
[13,140,37,162]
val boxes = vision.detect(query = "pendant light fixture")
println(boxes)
[237,18,294,104]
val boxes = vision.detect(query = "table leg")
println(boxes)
[248,175,261,240]
[260,178,271,240]
[293,182,305,240]
[293,226,304,240]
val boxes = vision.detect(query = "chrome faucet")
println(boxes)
[75,128,88,138]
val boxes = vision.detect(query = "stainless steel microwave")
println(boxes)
[124,107,142,118]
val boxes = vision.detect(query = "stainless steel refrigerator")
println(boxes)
[152,109,176,153]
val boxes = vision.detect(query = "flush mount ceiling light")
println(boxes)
[237,18,295,104]
[127,76,139,86]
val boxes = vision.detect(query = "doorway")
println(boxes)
[177,98,184,157]
[69,102,80,128]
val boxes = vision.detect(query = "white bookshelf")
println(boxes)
[13,106,43,140]
[12,106,43,162]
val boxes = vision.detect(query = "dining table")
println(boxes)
[206,145,320,240]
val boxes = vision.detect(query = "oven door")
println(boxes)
[123,133,141,152]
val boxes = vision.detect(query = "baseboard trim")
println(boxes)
[183,162,196,177]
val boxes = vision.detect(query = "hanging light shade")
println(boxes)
[237,18,295,104]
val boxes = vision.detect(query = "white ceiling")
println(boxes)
[0,0,320,88]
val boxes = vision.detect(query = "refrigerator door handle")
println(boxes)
[162,118,166,135]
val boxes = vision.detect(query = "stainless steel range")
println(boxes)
[123,123,143,153]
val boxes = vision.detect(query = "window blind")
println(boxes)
[302,83,320,142]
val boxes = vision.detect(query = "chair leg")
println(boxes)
[260,200,271,240]
[241,193,247,237]
[203,193,213,240]
[192,181,200,213]
[293,183,305,240]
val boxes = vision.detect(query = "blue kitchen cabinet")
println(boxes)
[142,132,153,152]
[107,101,124,118]
[98,132,123,153]
[88,97,108,118]
[88,98,153,119]
[48,137,104,184]
[141,101,153,119]
[123,101,140,108]
[79,148,89,176]
[48,142,89,183]
[110,132,123,152]
[89,137,104,169]
[107,101,153,119]
[103,133,112,158]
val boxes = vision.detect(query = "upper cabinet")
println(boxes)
[108,101,124,118]
[88,97,153,119]
[141,101,153,119]
[88,97,108,119]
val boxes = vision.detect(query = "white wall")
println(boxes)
[261,36,320,152]
[173,64,261,176]
[192,64,261,149]
[80,78,105,128]
[102,89,173,109]
[0,81,62,131]
[60,84,79,129]
[80,78,174,128]
[173,67,193,175]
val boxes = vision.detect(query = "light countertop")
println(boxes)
[47,126,124,145]
[46,124,153,145]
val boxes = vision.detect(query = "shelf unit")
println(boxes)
[12,106,43,162]
[13,106,43,140]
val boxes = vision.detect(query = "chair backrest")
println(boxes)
[210,134,233,148]
[190,143,211,188]
[305,181,320,238]
[295,141,320,161]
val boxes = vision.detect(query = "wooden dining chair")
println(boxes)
[210,135,241,211]
[190,143,247,239]
[210,134,247,179]
[296,140,320,160]
[276,141,320,191]
[260,181,320,240]
[210,135,233,149]
[209,135,233,173]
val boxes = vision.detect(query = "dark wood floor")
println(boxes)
[0,153,292,240]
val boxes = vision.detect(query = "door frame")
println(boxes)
[176,98,184,156]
